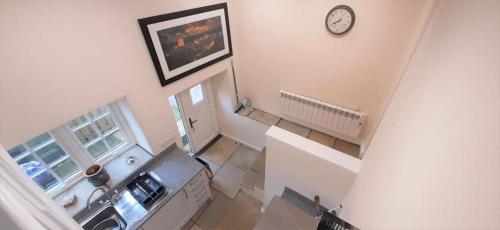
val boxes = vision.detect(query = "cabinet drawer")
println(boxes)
[188,173,205,188]
[193,187,209,203]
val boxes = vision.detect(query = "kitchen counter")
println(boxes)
[148,147,204,193]
[56,145,154,216]
[74,144,205,230]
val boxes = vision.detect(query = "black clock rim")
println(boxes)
[325,5,355,35]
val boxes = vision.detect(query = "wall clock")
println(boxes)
[325,5,355,35]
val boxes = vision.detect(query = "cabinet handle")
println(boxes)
[183,189,188,199]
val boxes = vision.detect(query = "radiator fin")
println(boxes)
[280,90,366,138]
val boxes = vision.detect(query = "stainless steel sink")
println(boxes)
[78,172,170,230]
[81,205,127,230]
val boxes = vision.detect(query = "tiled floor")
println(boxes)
[191,190,233,229]
[308,130,336,147]
[199,136,240,167]
[238,108,361,158]
[227,145,260,171]
[199,136,261,199]
[332,138,360,158]
[247,109,280,126]
[212,163,245,199]
[190,190,262,230]
[190,136,264,229]
[276,119,311,137]
[241,149,266,191]
[276,118,362,158]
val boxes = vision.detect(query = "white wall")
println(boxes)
[341,0,500,229]
[210,70,269,150]
[0,0,435,153]
[0,0,231,153]
[264,126,361,209]
[228,0,434,147]
[0,207,20,230]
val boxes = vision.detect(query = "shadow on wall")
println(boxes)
[263,126,361,210]
[209,70,269,151]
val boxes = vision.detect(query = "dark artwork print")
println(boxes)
[157,16,225,71]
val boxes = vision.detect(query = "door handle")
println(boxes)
[189,118,198,129]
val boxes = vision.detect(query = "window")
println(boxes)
[6,102,134,195]
[189,84,204,105]
[67,106,128,160]
[7,133,80,190]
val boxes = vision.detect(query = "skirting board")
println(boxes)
[220,131,264,152]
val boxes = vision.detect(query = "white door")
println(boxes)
[178,82,218,153]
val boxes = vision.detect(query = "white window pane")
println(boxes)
[32,170,59,190]
[67,103,132,163]
[13,153,60,191]
[168,96,182,122]
[89,106,109,120]
[18,156,44,176]
[74,125,98,145]
[51,158,79,180]
[105,131,125,149]
[189,84,204,105]
[95,115,116,134]
[68,116,89,129]
[26,133,52,148]
[35,142,66,165]
[86,140,109,159]
[8,145,27,158]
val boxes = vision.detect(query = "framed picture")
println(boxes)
[138,3,233,86]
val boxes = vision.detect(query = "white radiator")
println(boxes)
[280,90,366,138]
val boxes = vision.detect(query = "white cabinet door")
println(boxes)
[185,171,213,217]
[142,171,212,230]
[142,190,191,230]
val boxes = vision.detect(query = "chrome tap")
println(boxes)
[86,187,107,210]
[86,187,121,210]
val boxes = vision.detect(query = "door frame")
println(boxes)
[175,80,219,154]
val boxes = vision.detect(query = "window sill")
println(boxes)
[51,145,153,216]
[45,141,135,198]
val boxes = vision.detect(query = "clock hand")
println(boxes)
[332,17,342,25]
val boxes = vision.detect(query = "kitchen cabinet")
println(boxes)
[185,169,213,217]
[142,188,190,230]
[142,170,212,230]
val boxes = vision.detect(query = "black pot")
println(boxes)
[85,164,110,187]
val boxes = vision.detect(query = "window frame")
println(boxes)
[189,83,204,105]
[9,102,136,198]
[60,104,135,167]
[10,132,84,197]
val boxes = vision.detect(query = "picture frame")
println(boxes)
[138,3,233,87]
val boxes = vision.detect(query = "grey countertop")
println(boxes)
[148,146,204,193]
[73,144,205,230]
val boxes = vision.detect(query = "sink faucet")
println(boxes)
[86,187,108,210]
[86,187,121,210]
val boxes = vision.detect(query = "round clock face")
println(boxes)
[325,5,355,35]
